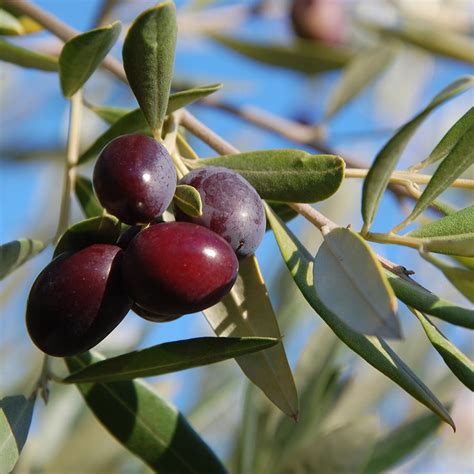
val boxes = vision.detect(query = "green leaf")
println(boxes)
[173,184,203,217]
[65,352,227,473]
[368,21,474,64]
[0,239,45,280]
[397,124,474,229]
[266,202,298,230]
[411,309,474,391]
[59,21,121,97]
[314,227,401,338]
[210,33,354,75]
[363,410,444,474]
[361,75,474,233]
[325,43,397,120]
[78,108,149,164]
[278,418,379,474]
[421,252,474,303]
[75,175,104,218]
[0,395,36,474]
[65,337,278,383]
[0,39,58,71]
[410,205,474,239]
[87,83,223,126]
[453,255,474,271]
[266,204,454,429]
[416,233,474,257]
[123,1,177,135]
[204,256,299,419]
[196,150,345,203]
[54,215,121,258]
[386,271,474,329]
[411,108,474,171]
[0,9,24,35]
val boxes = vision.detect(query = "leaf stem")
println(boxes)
[366,232,425,250]
[30,354,51,403]
[345,168,474,190]
[54,90,83,243]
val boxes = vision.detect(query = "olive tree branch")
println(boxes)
[55,90,83,243]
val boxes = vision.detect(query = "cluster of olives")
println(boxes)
[26,134,266,357]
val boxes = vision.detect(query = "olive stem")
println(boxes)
[54,90,83,243]
[30,354,51,403]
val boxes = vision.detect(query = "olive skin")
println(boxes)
[26,244,132,357]
[93,134,176,225]
[132,303,183,323]
[175,167,266,258]
[122,222,239,315]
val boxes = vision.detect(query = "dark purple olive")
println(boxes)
[175,167,266,258]
[132,303,183,323]
[26,244,131,357]
[122,222,239,315]
[93,134,176,225]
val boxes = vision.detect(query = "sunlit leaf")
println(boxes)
[325,43,397,120]
[397,125,474,229]
[411,108,474,171]
[210,33,354,74]
[54,215,121,258]
[0,395,36,474]
[421,252,474,303]
[386,271,474,329]
[0,39,58,71]
[75,175,104,218]
[66,351,227,473]
[204,256,299,418]
[0,9,24,35]
[314,227,401,338]
[411,309,474,390]
[367,21,474,64]
[123,1,177,135]
[173,184,203,217]
[363,410,444,474]
[196,150,345,203]
[59,21,121,97]
[361,76,474,233]
[266,204,454,429]
[65,337,278,383]
[0,239,45,280]
[278,418,379,474]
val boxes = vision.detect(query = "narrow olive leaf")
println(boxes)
[0,39,58,71]
[314,227,401,339]
[177,132,199,161]
[325,43,397,120]
[361,75,474,233]
[59,21,121,97]
[204,256,299,419]
[123,1,177,135]
[386,271,474,329]
[421,252,474,303]
[173,184,203,217]
[75,175,104,218]
[411,309,474,391]
[279,418,379,474]
[0,239,45,280]
[266,205,454,428]
[87,83,224,126]
[418,233,474,257]
[363,410,444,474]
[453,255,474,271]
[65,352,227,473]
[54,215,121,258]
[0,395,36,474]
[209,33,354,74]
[266,202,298,230]
[396,125,474,229]
[368,21,474,64]
[410,205,474,239]
[78,108,149,164]
[65,336,278,383]
[0,9,24,35]
[196,150,345,203]
[411,108,474,172]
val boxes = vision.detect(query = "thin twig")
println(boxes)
[55,90,83,242]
